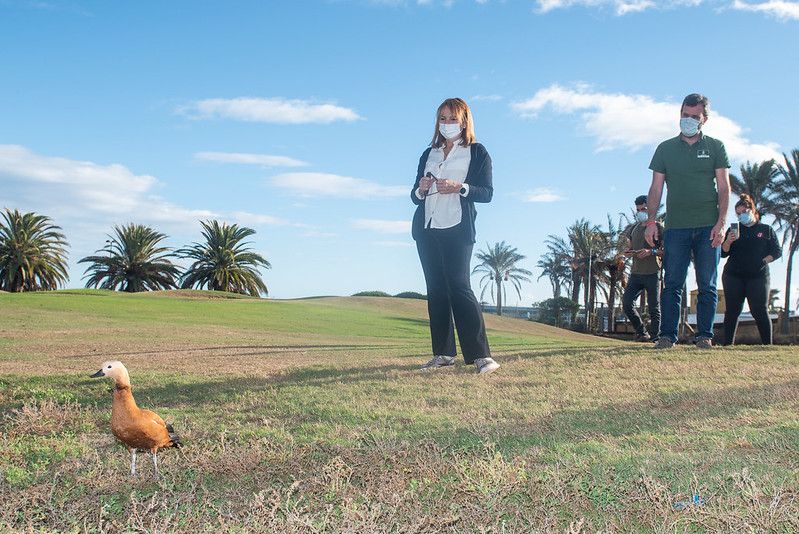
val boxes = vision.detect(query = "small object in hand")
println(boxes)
[729,222,739,238]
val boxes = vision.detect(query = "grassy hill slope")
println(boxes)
[1,290,798,531]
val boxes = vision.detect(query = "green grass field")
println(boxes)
[1,289,798,531]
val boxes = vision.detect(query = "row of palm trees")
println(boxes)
[537,149,799,335]
[0,210,271,296]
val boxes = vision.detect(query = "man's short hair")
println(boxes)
[634,195,648,206]
[682,93,709,118]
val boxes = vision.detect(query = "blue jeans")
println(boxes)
[660,226,720,342]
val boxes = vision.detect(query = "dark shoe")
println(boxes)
[695,337,714,350]
[654,337,675,349]
[634,332,651,342]
[420,355,455,371]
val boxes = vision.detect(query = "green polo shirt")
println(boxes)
[648,133,730,230]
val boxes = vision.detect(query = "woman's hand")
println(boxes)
[436,179,462,194]
[419,175,435,194]
[724,230,739,245]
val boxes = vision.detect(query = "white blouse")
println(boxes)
[417,143,471,229]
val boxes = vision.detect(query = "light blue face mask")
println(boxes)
[635,211,648,223]
[680,117,701,137]
[738,211,754,226]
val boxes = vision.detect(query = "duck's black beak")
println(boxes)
[90,369,105,378]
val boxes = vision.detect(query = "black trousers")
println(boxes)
[722,270,772,345]
[621,273,661,338]
[416,227,490,363]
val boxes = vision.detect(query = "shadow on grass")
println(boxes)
[66,343,417,359]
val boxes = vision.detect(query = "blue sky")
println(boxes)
[2,0,798,308]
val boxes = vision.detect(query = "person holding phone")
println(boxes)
[411,98,498,374]
[620,195,664,341]
[721,193,782,345]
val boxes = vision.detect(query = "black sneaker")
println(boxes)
[420,355,455,371]
[695,337,714,350]
[654,337,675,349]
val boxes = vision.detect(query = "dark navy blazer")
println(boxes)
[410,142,493,243]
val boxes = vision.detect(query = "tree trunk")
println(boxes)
[570,271,581,324]
[495,278,503,316]
[607,280,617,334]
[781,232,797,335]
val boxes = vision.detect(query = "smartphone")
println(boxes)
[730,222,739,238]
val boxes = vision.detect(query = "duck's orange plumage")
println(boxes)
[91,360,180,477]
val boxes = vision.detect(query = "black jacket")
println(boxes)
[410,143,493,243]
[722,221,782,276]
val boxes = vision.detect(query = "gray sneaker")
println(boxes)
[474,357,500,375]
[695,337,714,350]
[420,355,455,371]
[654,337,675,349]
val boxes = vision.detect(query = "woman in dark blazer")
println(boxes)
[410,98,498,374]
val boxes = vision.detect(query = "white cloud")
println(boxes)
[0,144,155,214]
[523,187,565,202]
[180,97,361,124]
[271,172,407,199]
[512,84,781,163]
[372,240,414,248]
[731,0,799,20]
[0,144,303,233]
[536,0,703,15]
[351,219,411,234]
[229,211,292,227]
[194,151,309,168]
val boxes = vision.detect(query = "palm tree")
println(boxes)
[79,224,180,292]
[0,209,69,292]
[773,149,799,335]
[768,288,781,314]
[730,159,778,215]
[544,234,581,315]
[176,220,270,297]
[594,215,626,333]
[536,251,570,299]
[472,241,532,316]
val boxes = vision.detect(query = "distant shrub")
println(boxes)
[352,291,391,297]
[394,291,427,300]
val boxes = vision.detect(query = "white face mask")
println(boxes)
[680,117,701,137]
[635,211,648,223]
[439,123,463,140]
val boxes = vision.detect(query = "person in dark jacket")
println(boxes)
[721,193,782,345]
[410,97,498,375]
[620,195,664,342]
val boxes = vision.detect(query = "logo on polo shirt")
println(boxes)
[697,149,710,159]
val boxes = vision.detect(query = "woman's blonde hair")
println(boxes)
[431,98,476,148]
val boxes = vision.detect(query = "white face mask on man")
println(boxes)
[635,211,649,223]
[679,117,701,137]
[439,123,463,140]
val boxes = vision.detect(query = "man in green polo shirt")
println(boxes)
[644,93,731,349]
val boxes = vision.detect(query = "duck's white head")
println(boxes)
[90,360,130,386]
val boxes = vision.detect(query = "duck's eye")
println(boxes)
[107,365,112,369]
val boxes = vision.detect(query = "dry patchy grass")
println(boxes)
[2,292,799,531]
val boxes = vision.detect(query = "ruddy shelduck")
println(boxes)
[91,360,181,477]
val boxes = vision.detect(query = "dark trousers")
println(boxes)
[416,227,490,363]
[622,272,661,338]
[722,270,772,345]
